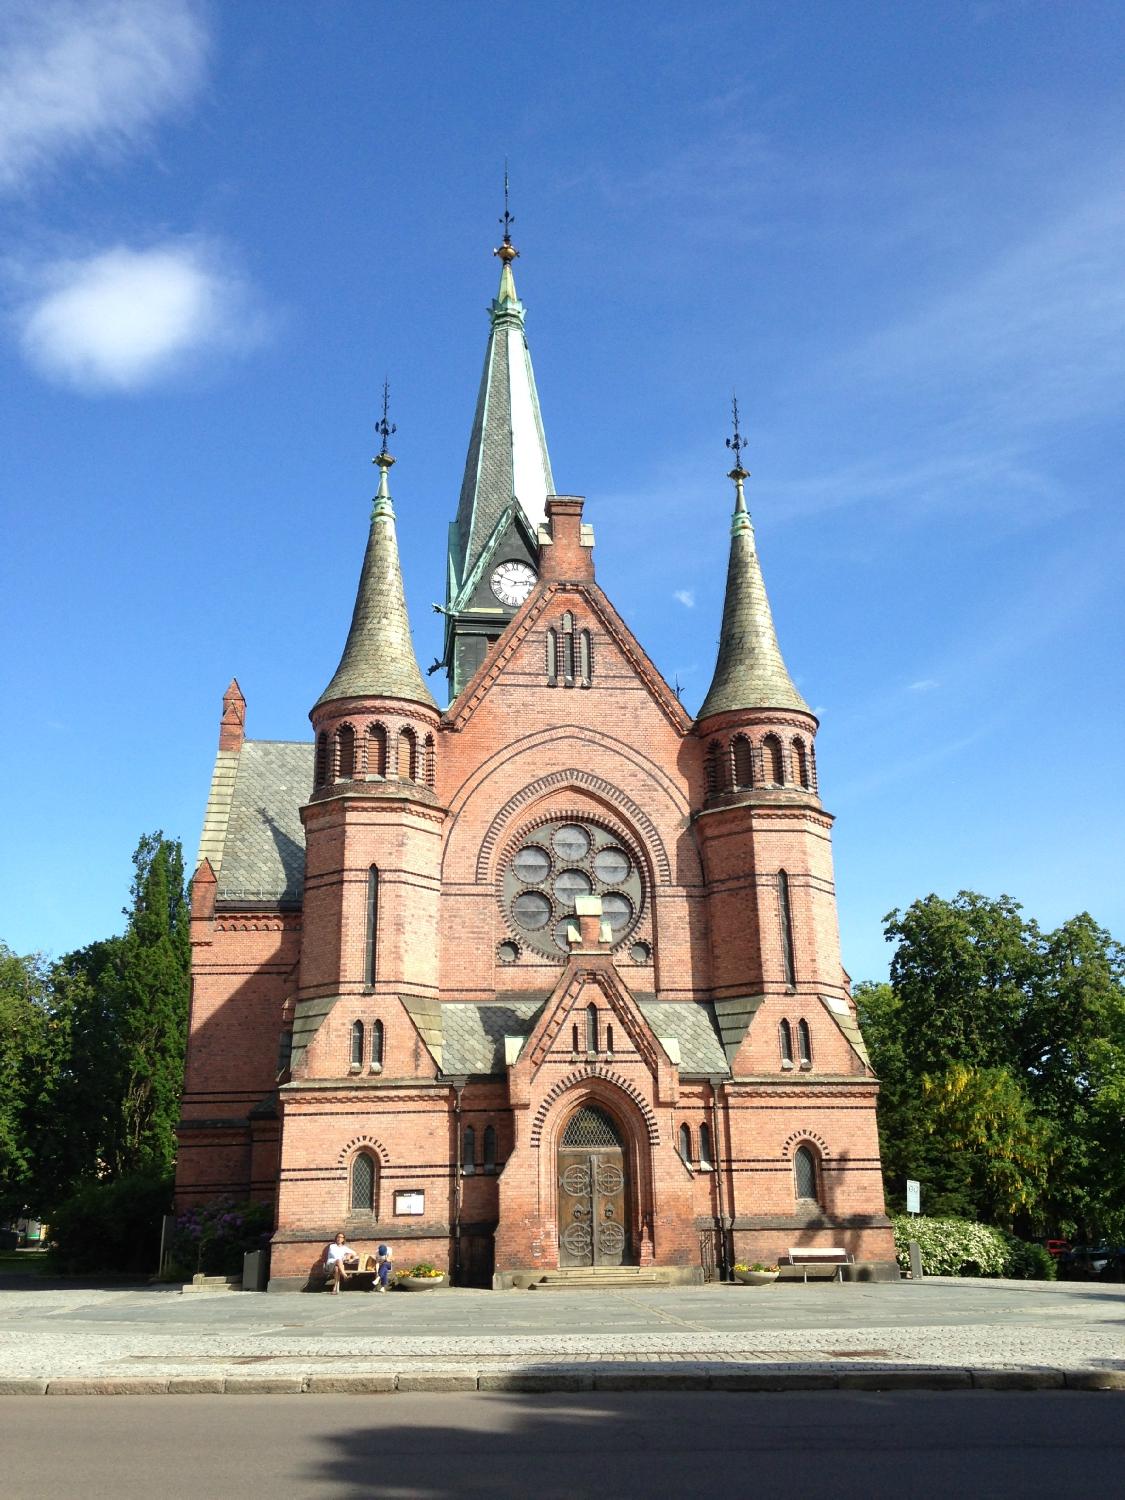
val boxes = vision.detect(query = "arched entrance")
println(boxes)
[557,1104,631,1268]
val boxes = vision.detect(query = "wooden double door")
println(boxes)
[557,1106,630,1268]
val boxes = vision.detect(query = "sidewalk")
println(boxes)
[2,1277,1122,1394]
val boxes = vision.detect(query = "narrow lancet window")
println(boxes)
[365,867,379,987]
[699,1122,712,1168]
[794,738,810,790]
[778,870,797,988]
[350,1019,364,1069]
[463,1126,475,1175]
[794,1145,818,1203]
[546,628,558,685]
[585,1003,598,1053]
[733,736,753,789]
[765,734,785,784]
[779,1018,794,1066]
[367,723,387,777]
[678,1123,692,1163]
[371,1018,384,1069]
[579,629,592,686]
[351,1151,375,1212]
[397,727,416,780]
[798,1018,812,1067]
[337,724,355,779]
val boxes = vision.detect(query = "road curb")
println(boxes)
[8,1366,1124,1395]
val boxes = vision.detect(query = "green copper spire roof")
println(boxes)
[697,458,812,721]
[449,238,555,593]
[315,441,437,712]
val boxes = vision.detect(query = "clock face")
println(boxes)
[490,560,537,607]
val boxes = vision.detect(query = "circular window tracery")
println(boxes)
[503,818,645,958]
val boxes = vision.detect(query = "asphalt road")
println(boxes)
[4,1392,1123,1499]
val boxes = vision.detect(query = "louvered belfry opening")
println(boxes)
[561,1105,621,1149]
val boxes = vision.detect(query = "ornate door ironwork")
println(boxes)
[557,1106,629,1268]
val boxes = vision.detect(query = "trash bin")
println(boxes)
[242,1247,270,1291]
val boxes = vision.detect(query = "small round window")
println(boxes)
[503,819,645,959]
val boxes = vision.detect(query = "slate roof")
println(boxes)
[450,259,554,590]
[639,1001,729,1076]
[697,481,812,720]
[213,740,312,904]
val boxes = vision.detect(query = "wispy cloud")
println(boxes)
[0,0,209,193]
[673,588,695,608]
[907,678,939,693]
[16,241,268,391]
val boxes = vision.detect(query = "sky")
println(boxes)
[2,0,1123,982]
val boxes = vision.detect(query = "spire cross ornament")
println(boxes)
[373,379,397,470]
[725,392,749,480]
[493,162,519,264]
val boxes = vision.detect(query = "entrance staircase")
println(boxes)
[527,1267,674,1291]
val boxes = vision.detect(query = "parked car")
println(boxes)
[1061,1245,1125,1281]
[1043,1239,1070,1260]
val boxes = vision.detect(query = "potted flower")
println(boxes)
[733,1261,780,1285]
[395,1261,447,1290]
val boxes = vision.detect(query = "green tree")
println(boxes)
[863,893,1125,1240]
[105,834,191,1177]
[0,945,51,1217]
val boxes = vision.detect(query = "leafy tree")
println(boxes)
[862,893,1125,1241]
[0,946,51,1217]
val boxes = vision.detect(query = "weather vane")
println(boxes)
[494,161,519,263]
[374,379,396,464]
[725,391,749,475]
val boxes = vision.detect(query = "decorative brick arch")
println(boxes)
[336,1134,390,1168]
[780,1129,829,1159]
[530,1065,661,1149]
[477,770,672,884]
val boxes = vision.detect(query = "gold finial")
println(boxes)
[493,161,519,264]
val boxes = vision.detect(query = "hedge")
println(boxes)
[50,1173,172,1275]
[891,1214,1055,1280]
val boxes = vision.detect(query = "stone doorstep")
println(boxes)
[1,1367,1119,1395]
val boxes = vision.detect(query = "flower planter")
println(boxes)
[734,1270,779,1286]
[397,1274,447,1291]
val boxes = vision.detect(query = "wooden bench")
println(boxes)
[780,1247,852,1283]
[310,1254,380,1292]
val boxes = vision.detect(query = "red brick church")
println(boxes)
[176,224,895,1288]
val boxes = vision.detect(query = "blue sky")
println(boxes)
[2,0,1122,981]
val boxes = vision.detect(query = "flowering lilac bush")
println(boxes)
[169,1197,272,1277]
[891,1214,1055,1279]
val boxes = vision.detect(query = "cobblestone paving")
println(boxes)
[1,1279,1122,1383]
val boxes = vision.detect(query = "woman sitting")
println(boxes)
[325,1232,360,1293]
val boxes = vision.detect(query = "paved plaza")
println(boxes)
[1,1276,1123,1393]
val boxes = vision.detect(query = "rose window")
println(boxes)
[502,819,644,958]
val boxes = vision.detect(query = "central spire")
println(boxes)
[697,399,811,721]
[449,178,555,593]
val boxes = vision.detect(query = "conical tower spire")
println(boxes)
[449,179,555,590]
[697,400,811,721]
[315,389,436,710]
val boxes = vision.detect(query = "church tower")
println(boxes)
[443,202,554,699]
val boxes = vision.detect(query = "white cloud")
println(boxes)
[673,588,695,608]
[17,241,267,391]
[907,679,939,694]
[0,0,208,192]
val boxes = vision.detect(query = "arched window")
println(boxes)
[808,743,818,791]
[794,1145,818,1203]
[605,1023,614,1055]
[579,629,592,686]
[678,1123,692,1163]
[733,736,754,790]
[423,735,436,789]
[350,1019,364,1069]
[779,1018,794,1067]
[367,723,387,778]
[699,1122,712,1168]
[798,1018,812,1067]
[315,732,329,787]
[483,1125,497,1172]
[571,1022,580,1054]
[585,1003,598,1054]
[351,1151,375,1212]
[705,741,720,797]
[371,1018,384,1069]
[337,724,356,780]
[546,627,558,684]
[463,1125,475,1175]
[764,734,785,784]
[365,868,379,987]
[793,738,810,790]
[777,870,797,987]
[561,611,576,683]
[397,727,416,780]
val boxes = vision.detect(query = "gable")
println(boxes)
[444,580,692,734]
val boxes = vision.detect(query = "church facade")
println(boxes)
[176,230,895,1288]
